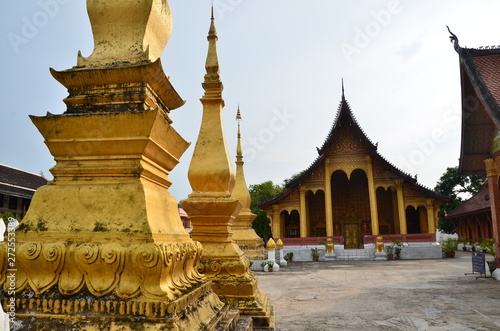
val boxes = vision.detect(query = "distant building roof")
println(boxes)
[0,164,47,199]
[178,207,188,219]
[446,181,490,219]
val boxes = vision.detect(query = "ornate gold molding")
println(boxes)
[1,241,204,301]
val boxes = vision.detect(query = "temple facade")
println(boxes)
[260,90,447,249]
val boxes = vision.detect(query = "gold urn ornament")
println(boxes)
[78,0,173,67]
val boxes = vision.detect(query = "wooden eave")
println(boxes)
[455,46,500,175]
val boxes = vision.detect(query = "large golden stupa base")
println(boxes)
[0,62,250,331]
[0,0,258,328]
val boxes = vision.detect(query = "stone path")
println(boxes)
[257,251,500,330]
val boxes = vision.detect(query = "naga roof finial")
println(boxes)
[447,25,460,52]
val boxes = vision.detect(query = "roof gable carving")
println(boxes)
[318,97,377,156]
[327,124,369,155]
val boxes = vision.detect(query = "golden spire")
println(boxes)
[204,5,221,85]
[233,105,251,209]
[236,105,243,162]
[236,104,242,120]
[186,8,233,194]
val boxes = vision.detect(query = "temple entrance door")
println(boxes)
[343,223,360,248]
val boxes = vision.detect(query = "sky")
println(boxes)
[1,1,499,202]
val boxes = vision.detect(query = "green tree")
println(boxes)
[249,181,283,242]
[434,166,485,234]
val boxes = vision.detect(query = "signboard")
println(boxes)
[472,253,486,275]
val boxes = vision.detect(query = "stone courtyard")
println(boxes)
[258,251,500,330]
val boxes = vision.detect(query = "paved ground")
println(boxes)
[257,251,500,331]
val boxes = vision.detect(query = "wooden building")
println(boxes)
[260,91,447,249]
[449,30,500,268]
[446,181,492,243]
[0,164,47,219]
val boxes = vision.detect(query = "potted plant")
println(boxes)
[388,238,403,260]
[393,242,403,260]
[261,260,275,272]
[386,245,394,260]
[311,247,321,262]
[440,238,458,258]
[284,252,293,263]
[480,238,497,275]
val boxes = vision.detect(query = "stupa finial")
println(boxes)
[236,105,243,161]
[204,6,221,84]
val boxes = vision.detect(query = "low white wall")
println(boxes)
[281,242,442,261]
[282,245,325,262]
[399,242,442,259]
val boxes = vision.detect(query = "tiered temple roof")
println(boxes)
[260,91,446,208]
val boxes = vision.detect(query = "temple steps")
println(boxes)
[335,248,372,261]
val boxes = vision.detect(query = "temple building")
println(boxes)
[0,164,47,219]
[448,29,500,274]
[260,89,448,253]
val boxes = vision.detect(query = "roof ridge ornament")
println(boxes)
[341,78,345,101]
[447,25,460,52]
